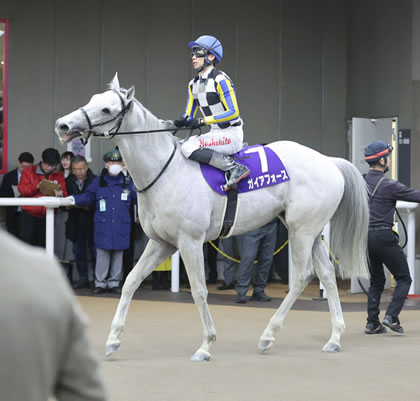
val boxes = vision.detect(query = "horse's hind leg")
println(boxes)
[178,240,216,362]
[258,232,314,352]
[312,236,345,352]
[105,239,176,356]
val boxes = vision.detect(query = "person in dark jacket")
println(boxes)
[65,155,96,289]
[234,218,278,304]
[69,150,137,294]
[364,140,419,335]
[0,151,34,238]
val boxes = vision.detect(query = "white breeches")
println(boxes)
[181,125,244,158]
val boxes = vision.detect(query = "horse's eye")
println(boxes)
[102,108,111,114]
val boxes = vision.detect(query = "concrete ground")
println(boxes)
[77,283,420,401]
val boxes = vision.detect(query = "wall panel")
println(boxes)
[146,0,192,119]
[281,0,323,150]
[8,0,55,163]
[0,0,414,199]
[321,0,348,157]
[236,0,280,145]
[54,0,102,165]
[101,0,149,158]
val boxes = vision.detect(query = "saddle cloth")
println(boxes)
[200,144,290,195]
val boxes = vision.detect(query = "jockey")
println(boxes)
[173,35,250,191]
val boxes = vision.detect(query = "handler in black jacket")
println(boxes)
[65,155,96,289]
[364,140,420,335]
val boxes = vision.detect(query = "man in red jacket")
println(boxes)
[18,148,67,247]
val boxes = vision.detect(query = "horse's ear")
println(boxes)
[126,85,135,102]
[110,72,120,90]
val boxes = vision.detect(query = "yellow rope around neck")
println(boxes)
[208,239,289,264]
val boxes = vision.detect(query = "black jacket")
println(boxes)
[365,169,420,227]
[0,168,19,232]
[65,169,96,241]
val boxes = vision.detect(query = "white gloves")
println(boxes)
[65,196,76,206]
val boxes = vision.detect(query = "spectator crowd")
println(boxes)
[0,147,288,299]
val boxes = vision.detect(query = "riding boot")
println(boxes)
[189,148,250,191]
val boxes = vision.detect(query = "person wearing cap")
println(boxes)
[363,140,419,335]
[67,149,137,294]
[173,34,249,191]
[18,148,67,247]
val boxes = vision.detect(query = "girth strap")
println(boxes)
[219,186,239,238]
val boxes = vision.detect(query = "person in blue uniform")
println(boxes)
[364,140,419,334]
[173,35,249,191]
[69,149,137,294]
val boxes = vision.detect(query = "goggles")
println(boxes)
[191,46,207,58]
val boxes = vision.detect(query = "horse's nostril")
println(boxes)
[59,124,69,132]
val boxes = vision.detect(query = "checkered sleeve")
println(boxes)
[182,81,198,121]
[204,75,240,125]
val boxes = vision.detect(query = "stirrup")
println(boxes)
[223,167,250,191]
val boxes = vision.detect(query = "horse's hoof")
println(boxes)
[105,342,121,357]
[258,339,274,353]
[322,342,341,353]
[191,350,211,362]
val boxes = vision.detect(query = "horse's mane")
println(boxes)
[113,85,180,143]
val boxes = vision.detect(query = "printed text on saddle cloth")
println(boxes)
[200,145,290,195]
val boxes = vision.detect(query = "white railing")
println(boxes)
[0,196,182,293]
[349,201,418,295]
[287,203,418,296]
[0,197,74,257]
[396,201,418,295]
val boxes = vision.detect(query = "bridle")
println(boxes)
[79,89,132,145]
[77,88,199,193]
[78,89,198,143]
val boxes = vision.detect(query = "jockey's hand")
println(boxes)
[186,118,205,129]
[173,116,187,128]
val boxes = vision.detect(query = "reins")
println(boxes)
[134,142,178,193]
[78,89,202,192]
[78,88,201,144]
[89,126,199,139]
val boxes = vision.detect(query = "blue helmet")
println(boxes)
[189,35,223,63]
[364,140,393,163]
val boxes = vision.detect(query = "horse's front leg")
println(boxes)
[105,239,176,357]
[179,240,216,362]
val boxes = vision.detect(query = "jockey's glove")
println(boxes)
[173,116,188,128]
[186,118,205,129]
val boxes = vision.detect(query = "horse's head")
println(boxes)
[55,73,135,143]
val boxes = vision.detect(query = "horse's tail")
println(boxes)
[330,158,370,279]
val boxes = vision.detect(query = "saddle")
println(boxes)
[200,144,290,196]
[200,144,290,238]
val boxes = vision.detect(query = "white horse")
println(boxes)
[55,74,369,361]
